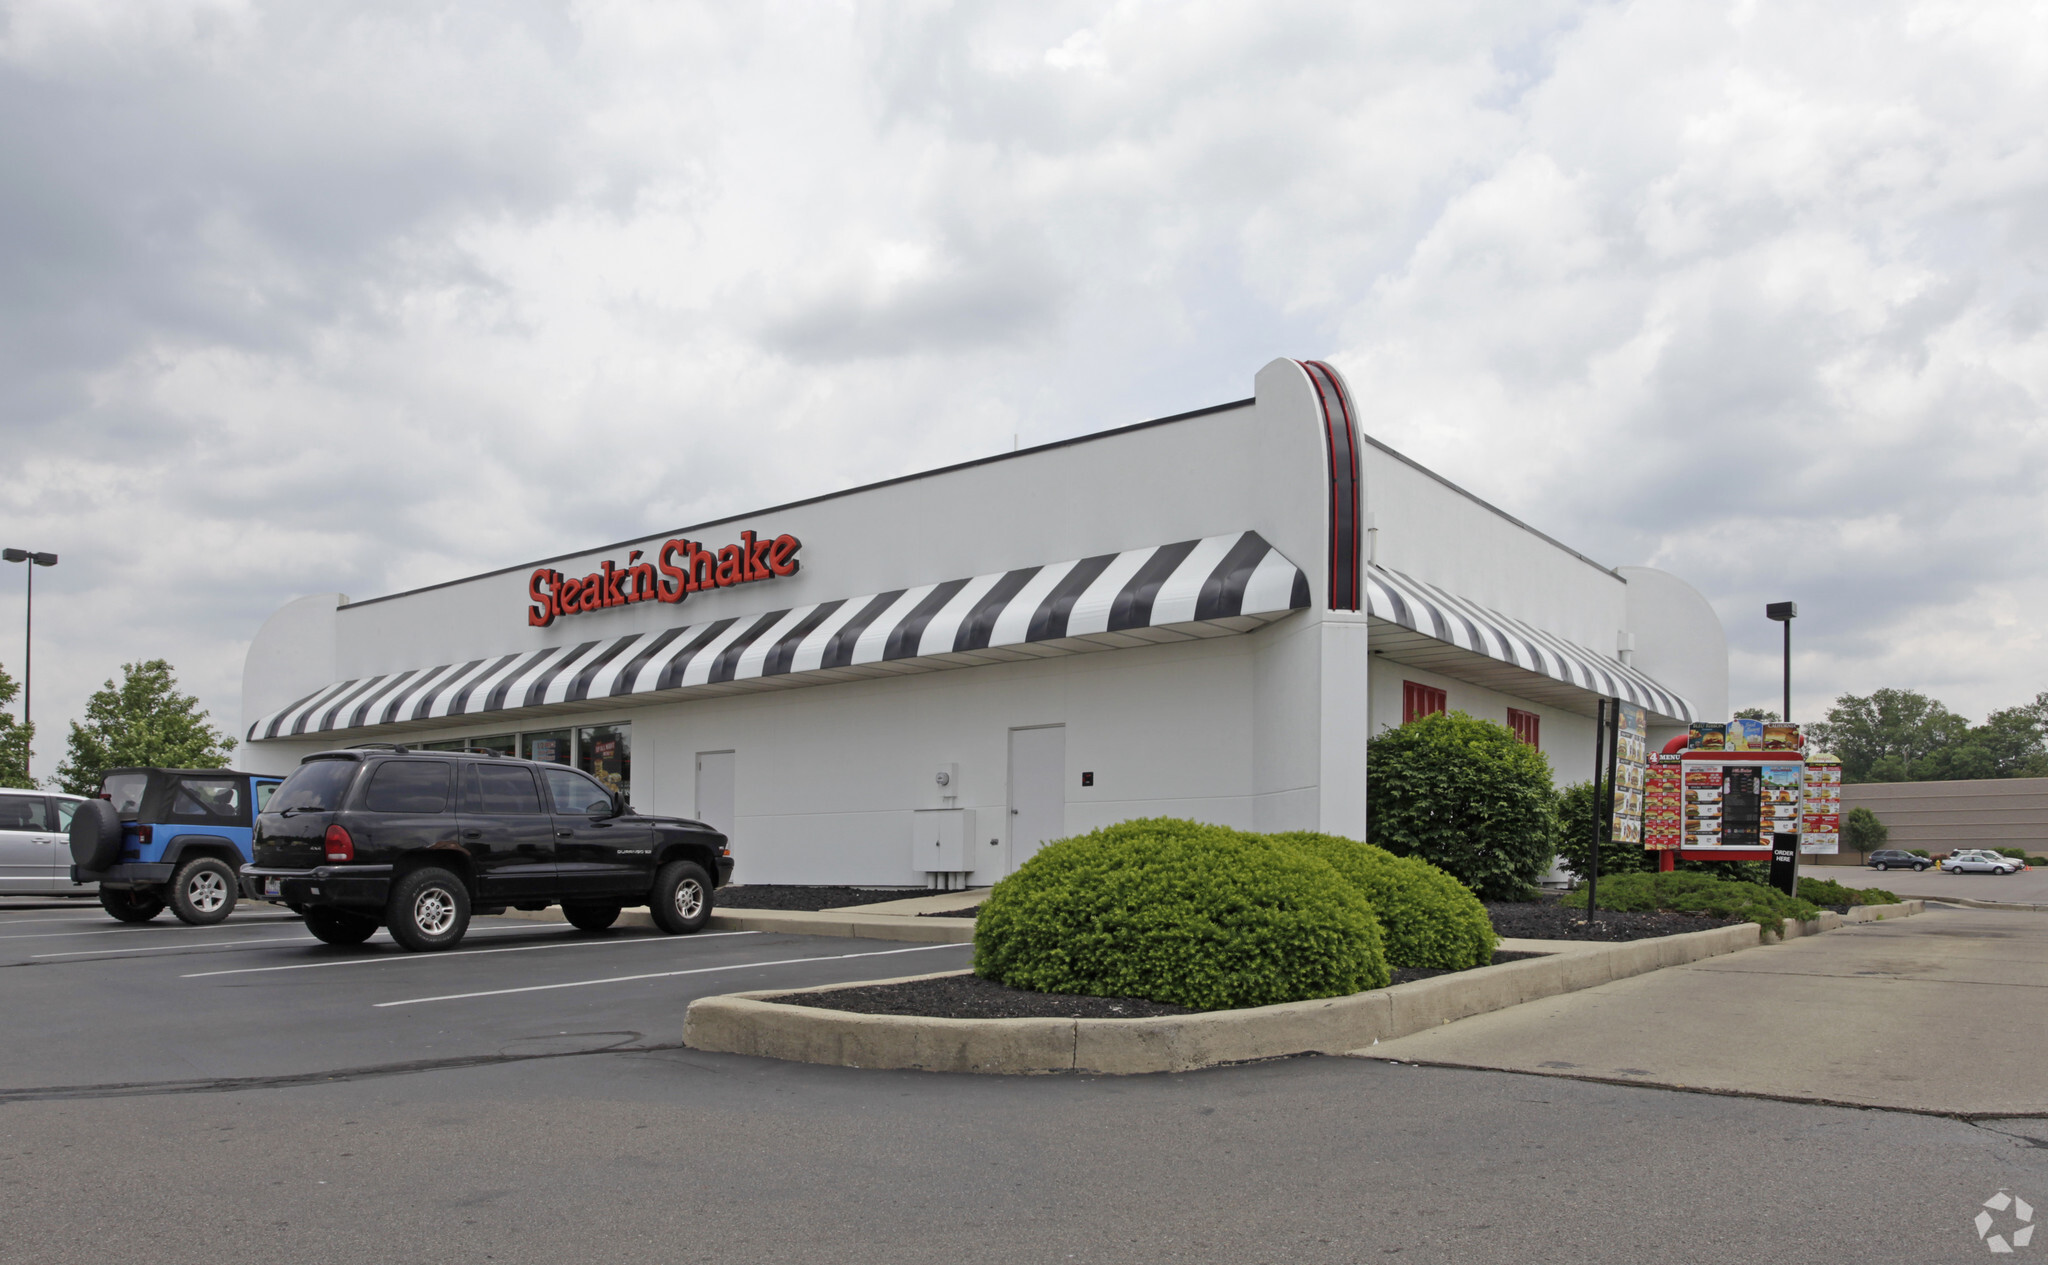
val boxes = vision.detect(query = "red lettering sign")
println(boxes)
[526,532,803,627]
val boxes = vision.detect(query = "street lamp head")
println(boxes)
[1766,601,1797,622]
[31,553,56,567]
[0,549,24,563]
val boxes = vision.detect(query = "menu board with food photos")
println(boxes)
[1644,754,1683,850]
[1610,702,1649,844]
[1801,756,1842,853]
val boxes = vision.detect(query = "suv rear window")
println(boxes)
[101,773,148,817]
[164,776,247,826]
[364,760,453,814]
[270,759,361,814]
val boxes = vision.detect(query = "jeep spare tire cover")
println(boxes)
[69,799,124,870]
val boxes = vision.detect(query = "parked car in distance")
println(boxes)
[1941,849,2022,875]
[68,769,284,923]
[1865,849,1930,872]
[241,745,733,951]
[1,788,94,895]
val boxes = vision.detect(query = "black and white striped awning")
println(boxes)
[1365,565,1695,722]
[249,531,1311,741]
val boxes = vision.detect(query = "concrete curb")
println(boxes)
[687,907,1932,1075]
[492,904,975,943]
[1918,896,2048,913]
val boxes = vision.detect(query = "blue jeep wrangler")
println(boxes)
[68,767,284,925]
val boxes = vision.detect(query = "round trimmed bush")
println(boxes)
[1271,831,1499,971]
[972,818,1390,1010]
[1365,710,1557,899]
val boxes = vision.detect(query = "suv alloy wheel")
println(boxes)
[387,867,472,951]
[649,860,712,934]
[168,856,238,926]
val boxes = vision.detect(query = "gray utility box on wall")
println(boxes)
[912,808,974,888]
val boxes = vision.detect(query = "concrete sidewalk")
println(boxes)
[1359,904,2048,1116]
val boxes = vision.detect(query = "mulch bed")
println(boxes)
[1484,898,1745,941]
[766,950,1550,1020]
[716,884,928,912]
[918,906,984,919]
[770,973,1193,1019]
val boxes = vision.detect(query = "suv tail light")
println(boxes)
[324,824,355,863]
[135,825,153,846]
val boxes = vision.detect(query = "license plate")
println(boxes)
[264,878,281,897]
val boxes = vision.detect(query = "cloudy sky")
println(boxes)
[2,0,2044,778]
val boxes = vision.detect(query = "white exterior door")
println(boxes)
[1007,725,1066,875]
[695,751,736,843]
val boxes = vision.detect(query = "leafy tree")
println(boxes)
[1552,780,1651,883]
[0,662,31,790]
[1842,806,1889,858]
[1733,708,1781,721]
[55,660,235,795]
[1365,710,1556,900]
[1808,689,1973,782]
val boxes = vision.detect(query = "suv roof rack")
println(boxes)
[348,742,411,753]
[459,747,506,758]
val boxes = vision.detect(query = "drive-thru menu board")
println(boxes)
[1611,702,1648,845]
[1665,721,1813,861]
[1801,757,1842,854]
[1645,755,1682,851]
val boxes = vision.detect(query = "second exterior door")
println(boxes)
[1007,725,1066,876]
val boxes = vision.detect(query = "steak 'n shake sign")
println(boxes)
[527,530,801,627]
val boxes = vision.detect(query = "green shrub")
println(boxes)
[1996,847,2028,860]
[1908,849,1930,858]
[1559,871,1819,935]
[1552,781,1652,884]
[2029,857,2048,868]
[1790,876,1897,907]
[972,818,1390,1010]
[1271,832,1498,970]
[1842,806,1888,857]
[1366,711,1557,900]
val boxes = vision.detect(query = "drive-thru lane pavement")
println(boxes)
[0,903,971,1095]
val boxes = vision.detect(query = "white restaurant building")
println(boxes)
[240,359,1728,887]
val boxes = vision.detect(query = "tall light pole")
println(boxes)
[2,549,58,764]
[1766,601,1797,722]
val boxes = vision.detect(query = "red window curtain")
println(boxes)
[1507,707,1541,749]
[1402,682,1447,724]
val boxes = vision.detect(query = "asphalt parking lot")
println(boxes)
[0,899,973,1093]
[5,897,2046,1265]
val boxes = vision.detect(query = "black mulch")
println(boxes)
[765,950,1552,1020]
[1484,898,1745,941]
[918,906,984,919]
[770,973,1192,1019]
[716,884,929,912]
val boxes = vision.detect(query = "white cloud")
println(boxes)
[1,0,2044,777]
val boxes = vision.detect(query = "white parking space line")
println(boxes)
[1,922,311,942]
[182,930,763,978]
[1,920,547,946]
[0,912,300,926]
[35,936,315,957]
[374,942,968,1007]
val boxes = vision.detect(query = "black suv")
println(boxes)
[242,745,732,951]
[1865,849,1930,872]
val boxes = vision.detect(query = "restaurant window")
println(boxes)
[523,729,573,766]
[1402,682,1447,725]
[577,723,631,801]
[1507,708,1541,749]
